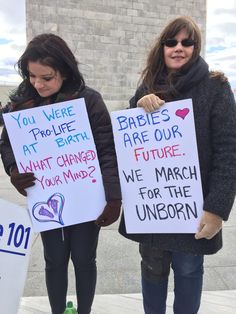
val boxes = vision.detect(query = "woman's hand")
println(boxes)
[10,166,36,196]
[195,211,223,240]
[137,94,165,112]
[95,200,121,227]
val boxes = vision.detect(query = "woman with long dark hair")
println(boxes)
[0,33,121,314]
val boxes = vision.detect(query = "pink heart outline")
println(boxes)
[32,193,65,225]
[175,108,190,120]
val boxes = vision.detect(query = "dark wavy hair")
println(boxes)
[141,16,202,96]
[11,33,85,104]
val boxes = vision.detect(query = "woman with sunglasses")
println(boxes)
[119,16,236,314]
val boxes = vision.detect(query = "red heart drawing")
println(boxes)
[175,108,190,119]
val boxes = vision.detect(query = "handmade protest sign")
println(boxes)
[3,98,106,232]
[111,99,203,233]
[0,198,33,313]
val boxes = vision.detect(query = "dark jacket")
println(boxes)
[119,58,236,255]
[0,86,121,202]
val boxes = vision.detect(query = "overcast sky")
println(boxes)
[206,0,236,89]
[0,0,236,91]
[0,0,26,83]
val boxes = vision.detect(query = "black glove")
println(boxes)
[95,200,121,227]
[10,166,36,196]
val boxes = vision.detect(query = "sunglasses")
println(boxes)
[162,38,196,47]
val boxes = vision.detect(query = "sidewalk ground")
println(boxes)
[19,290,236,314]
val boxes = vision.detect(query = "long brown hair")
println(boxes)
[11,33,85,104]
[141,16,202,96]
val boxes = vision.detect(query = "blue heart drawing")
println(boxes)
[32,193,65,225]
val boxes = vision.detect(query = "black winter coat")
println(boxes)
[119,58,236,255]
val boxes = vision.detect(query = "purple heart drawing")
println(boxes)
[175,108,190,120]
[32,193,65,225]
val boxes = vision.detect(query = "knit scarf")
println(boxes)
[157,56,209,101]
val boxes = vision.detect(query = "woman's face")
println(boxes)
[28,61,65,97]
[163,28,194,72]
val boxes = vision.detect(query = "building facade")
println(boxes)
[0,84,17,106]
[26,0,206,110]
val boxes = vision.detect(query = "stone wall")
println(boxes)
[26,0,206,110]
[0,84,17,106]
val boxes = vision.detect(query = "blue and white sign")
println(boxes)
[0,198,33,313]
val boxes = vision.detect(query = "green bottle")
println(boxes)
[64,301,77,314]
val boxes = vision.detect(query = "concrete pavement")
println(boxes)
[19,291,236,313]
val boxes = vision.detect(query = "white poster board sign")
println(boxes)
[3,98,106,232]
[0,198,33,313]
[111,99,203,233]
